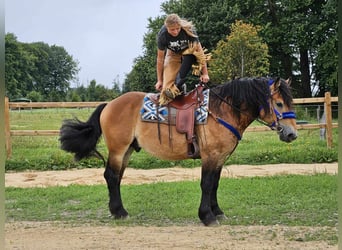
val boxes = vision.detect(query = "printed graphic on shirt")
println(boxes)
[168,40,190,53]
[157,26,198,53]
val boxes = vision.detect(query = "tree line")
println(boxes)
[124,0,337,98]
[5,33,121,102]
[5,0,337,101]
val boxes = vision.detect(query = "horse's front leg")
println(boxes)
[211,167,226,220]
[104,162,128,219]
[198,166,222,226]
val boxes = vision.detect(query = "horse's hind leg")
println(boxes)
[104,163,127,219]
[104,147,134,219]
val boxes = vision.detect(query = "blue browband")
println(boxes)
[268,79,275,85]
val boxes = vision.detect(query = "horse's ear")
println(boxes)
[285,77,292,86]
[274,77,281,89]
[269,77,281,94]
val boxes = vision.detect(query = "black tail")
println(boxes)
[59,103,107,161]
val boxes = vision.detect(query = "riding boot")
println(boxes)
[175,73,187,94]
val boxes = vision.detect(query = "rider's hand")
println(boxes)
[155,81,163,91]
[200,74,210,83]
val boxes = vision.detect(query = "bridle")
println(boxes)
[257,79,296,132]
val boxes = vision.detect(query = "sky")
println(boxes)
[5,0,165,88]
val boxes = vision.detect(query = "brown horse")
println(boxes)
[60,77,297,226]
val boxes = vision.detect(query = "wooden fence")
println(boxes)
[4,92,338,158]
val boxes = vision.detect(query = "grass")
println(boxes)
[5,126,338,171]
[5,174,337,243]
[9,108,94,130]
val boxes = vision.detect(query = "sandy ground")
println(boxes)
[5,163,338,188]
[5,163,338,250]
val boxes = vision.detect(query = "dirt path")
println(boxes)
[5,163,338,188]
[5,163,338,249]
[5,222,337,250]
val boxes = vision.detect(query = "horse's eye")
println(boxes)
[276,102,283,108]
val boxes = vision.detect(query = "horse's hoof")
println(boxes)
[115,214,129,220]
[109,214,129,220]
[216,214,228,221]
[202,218,220,226]
[207,219,220,227]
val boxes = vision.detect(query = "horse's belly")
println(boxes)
[136,123,191,160]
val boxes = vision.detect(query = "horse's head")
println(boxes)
[258,78,297,143]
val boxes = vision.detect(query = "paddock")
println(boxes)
[5,163,338,249]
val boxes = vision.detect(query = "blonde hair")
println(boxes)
[164,14,198,38]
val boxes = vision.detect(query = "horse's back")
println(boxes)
[101,91,145,124]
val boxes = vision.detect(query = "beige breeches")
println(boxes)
[159,51,182,105]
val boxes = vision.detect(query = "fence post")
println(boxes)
[324,92,332,148]
[5,97,12,158]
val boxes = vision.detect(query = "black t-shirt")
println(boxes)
[157,25,199,54]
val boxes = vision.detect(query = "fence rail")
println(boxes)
[4,92,338,158]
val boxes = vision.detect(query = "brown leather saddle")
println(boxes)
[151,84,205,158]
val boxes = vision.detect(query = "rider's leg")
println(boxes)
[175,55,197,90]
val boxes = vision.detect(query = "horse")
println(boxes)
[59,77,297,226]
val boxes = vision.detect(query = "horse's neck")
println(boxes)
[236,114,256,135]
[219,103,255,134]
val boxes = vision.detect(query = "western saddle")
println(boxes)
[152,84,205,158]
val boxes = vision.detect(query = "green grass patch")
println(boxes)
[10,108,94,130]
[6,174,337,228]
[6,129,338,171]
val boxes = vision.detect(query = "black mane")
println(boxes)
[209,77,293,119]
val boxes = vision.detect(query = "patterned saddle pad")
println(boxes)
[140,89,210,125]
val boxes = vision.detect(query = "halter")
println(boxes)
[258,79,296,131]
[205,79,296,140]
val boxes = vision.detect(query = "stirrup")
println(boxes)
[188,137,200,159]
[181,84,187,94]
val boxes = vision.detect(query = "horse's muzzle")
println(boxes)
[278,125,298,143]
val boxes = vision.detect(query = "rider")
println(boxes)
[154,13,211,105]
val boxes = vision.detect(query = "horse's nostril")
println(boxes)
[288,133,297,141]
[277,126,283,133]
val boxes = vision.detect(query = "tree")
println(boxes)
[44,45,79,101]
[124,0,337,97]
[5,33,79,101]
[86,79,116,101]
[209,20,270,82]
[5,33,37,99]
[26,91,42,102]
[311,0,337,96]
[256,0,337,97]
